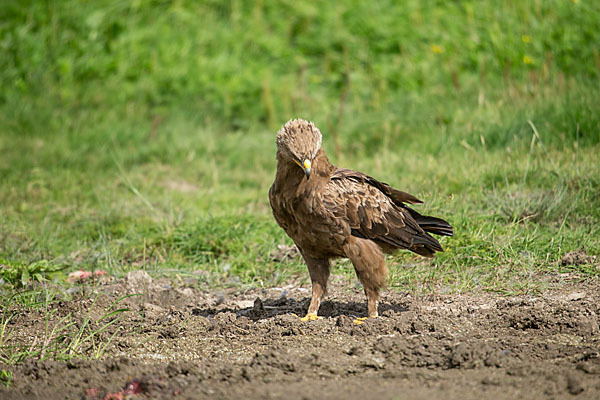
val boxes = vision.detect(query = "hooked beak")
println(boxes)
[295,159,311,179]
[302,159,311,179]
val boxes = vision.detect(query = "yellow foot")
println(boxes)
[300,313,323,321]
[353,316,376,325]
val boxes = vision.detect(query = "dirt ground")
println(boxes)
[2,272,599,400]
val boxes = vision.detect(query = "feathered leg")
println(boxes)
[343,237,388,319]
[300,253,330,321]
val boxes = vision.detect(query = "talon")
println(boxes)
[300,313,323,321]
[353,316,376,325]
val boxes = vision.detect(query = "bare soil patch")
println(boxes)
[2,275,599,399]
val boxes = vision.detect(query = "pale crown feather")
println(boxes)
[276,118,322,162]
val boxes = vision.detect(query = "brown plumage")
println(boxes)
[269,119,453,319]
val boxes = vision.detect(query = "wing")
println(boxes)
[324,169,446,256]
[332,168,423,205]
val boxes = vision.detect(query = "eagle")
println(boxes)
[269,119,453,322]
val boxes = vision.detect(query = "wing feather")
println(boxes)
[326,168,450,255]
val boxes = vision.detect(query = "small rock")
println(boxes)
[233,300,255,309]
[214,291,226,305]
[567,373,584,395]
[566,292,585,301]
[253,297,265,312]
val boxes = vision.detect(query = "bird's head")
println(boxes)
[276,119,322,180]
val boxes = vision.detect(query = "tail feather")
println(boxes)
[406,207,453,257]
[408,208,454,237]
[412,231,443,250]
[410,244,435,257]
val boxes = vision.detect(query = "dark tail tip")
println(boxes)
[408,208,453,237]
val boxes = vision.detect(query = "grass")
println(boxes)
[0,369,11,388]
[1,0,599,302]
[0,287,136,365]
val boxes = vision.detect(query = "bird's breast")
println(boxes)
[270,175,347,256]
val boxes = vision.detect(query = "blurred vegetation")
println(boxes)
[2,0,599,133]
[0,259,64,288]
[0,0,599,293]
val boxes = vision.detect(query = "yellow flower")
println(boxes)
[523,55,534,65]
[521,35,531,43]
[430,44,443,54]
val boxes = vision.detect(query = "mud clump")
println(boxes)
[2,279,600,399]
[561,249,597,266]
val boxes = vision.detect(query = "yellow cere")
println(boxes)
[303,159,311,169]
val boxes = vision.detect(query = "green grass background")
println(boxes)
[1,0,599,293]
